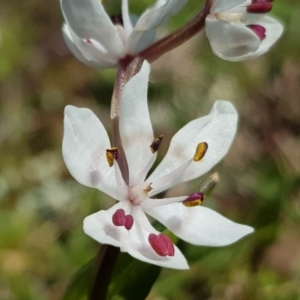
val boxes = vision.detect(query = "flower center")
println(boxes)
[215,12,244,23]
[128,184,152,206]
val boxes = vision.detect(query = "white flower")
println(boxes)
[61,0,187,68]
[62,62,253,269]
[206,0,283,61]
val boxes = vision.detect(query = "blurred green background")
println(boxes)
[0,0,300,299]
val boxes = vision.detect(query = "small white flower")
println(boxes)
[60,0,187,68]
[206,0,283,61]
[62,62,253,269]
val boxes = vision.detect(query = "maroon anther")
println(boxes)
[251,0,273,3]
[182,192,205,207]
[112,209,134,230]
[112,209,126,226]
[124,214,134,230]
[247,2,272,13]
[148,233,175,257]
[150,135,163,154]
[248,24,266,40]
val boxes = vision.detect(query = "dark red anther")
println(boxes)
[247,3,272,13]
[148,233,175,257]
[112,209,126,226]
[124,214,134,230]
[251,0,273,3]
[248,24,266,40]
[159,234,175,256]
[112,209,134,230]
[150,135,163,154]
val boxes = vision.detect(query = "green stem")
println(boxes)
[89,245,120,300]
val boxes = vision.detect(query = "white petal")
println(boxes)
[240,14,284,60]
[126,0,187,54]
[146,203,254,246]
[63,105,121,200]
[147,101,238,187]
[206,18,261,61]
[62,25,117,69]
[60,0,123,58]
[120,62,156,185]
[148,159,192,196]
[142,196,186,210]
[84,202,189,269]
[212,0,248,14]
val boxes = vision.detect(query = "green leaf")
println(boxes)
[62,259,94,300]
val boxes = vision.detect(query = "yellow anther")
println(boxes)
[106,147,119,167]
[182,192,205,207]
[183,199,203,207]
[193,142,208,162]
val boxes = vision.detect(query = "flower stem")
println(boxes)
[89,245,120,300]
[138,0,213,63]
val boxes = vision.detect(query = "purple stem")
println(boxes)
[138,0,213,63]
[111,57,143,185]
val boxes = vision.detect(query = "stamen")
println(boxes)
[247,2,272,13]
[150,135,163,153]
[106,147,120,167]
[251,0,273,3]
[247,24,266,40]
[193,142,208,162]
[182,192,205,207]
[144,182,153,193]
[124,214,134,230]
[112,209,126,226]
[148,233,175,257]
[112,209,134,230]
[199,173,219,194]
[159,234,175,256]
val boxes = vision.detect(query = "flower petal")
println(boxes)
[60,0,123,58]
[147,101,238,188]
[62,25,117,69]
[146,203,254,246]
[142,196,186,210]
[212,0,249,14]
[63,105,121,200]
[206,18,260,61]
[84,202,189,269]
[241,14,284,60]
[126,0,187,54]
[120,62,155,185]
